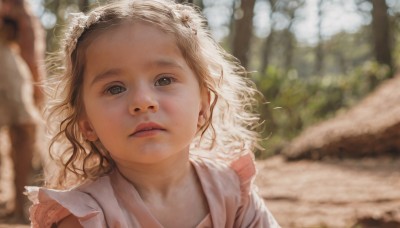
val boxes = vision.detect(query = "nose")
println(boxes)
[128,89,159,115]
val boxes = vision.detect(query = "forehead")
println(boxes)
[84,21,180,57]
[82,21,195,80]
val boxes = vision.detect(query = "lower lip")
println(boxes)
[131,129,164,138]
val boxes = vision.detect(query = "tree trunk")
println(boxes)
[194,0,204,9]
[260,0,277,74]
[284,29,294,72]
[232,0,256,69]
[314,0,324,76]
[176,0,194,3]
[284,12,295,72]
[371,0,392,71]
[78,0,90,12]
[260,32,275,74]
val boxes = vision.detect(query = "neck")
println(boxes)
[116,150,193,199]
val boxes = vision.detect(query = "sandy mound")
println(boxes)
[282,75,400,160]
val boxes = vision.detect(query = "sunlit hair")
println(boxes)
[45,0,262,189]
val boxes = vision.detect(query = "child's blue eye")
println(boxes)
[106,85,126,95]
[155,77,173,86]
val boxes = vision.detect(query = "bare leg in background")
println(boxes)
[9,123,36,222]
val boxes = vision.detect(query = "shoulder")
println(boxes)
[192,151,256,181]
[191,151,257,201]
[191,151,270,227]
[229,152,257,184]
[26,175,113,227]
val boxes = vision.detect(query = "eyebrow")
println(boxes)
[148,58,184,70]
[89,58,184,86]
[90,68,122,86]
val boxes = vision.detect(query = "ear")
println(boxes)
[78,114,98,142]
[198,89,211,128]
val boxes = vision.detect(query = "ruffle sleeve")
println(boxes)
[26,186,106,228]
[230,152,281,228]
[230,152,257,204]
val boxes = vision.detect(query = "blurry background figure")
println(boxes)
[0,0,45,223]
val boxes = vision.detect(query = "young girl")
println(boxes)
[27,0,280,227]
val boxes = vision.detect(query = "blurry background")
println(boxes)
[2,0,400,227]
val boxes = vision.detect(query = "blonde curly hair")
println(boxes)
[45,0,262,189]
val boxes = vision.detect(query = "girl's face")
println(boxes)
[78,22,209,167]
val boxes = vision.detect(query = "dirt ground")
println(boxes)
[1,127,400,227]
[256,155,400,227]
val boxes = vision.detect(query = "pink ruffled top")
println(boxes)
[27,153,280,228]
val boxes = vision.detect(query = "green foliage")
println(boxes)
[254,61,391,158]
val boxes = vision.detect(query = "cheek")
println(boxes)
[84,97,125,131]
[162,95,201,126]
